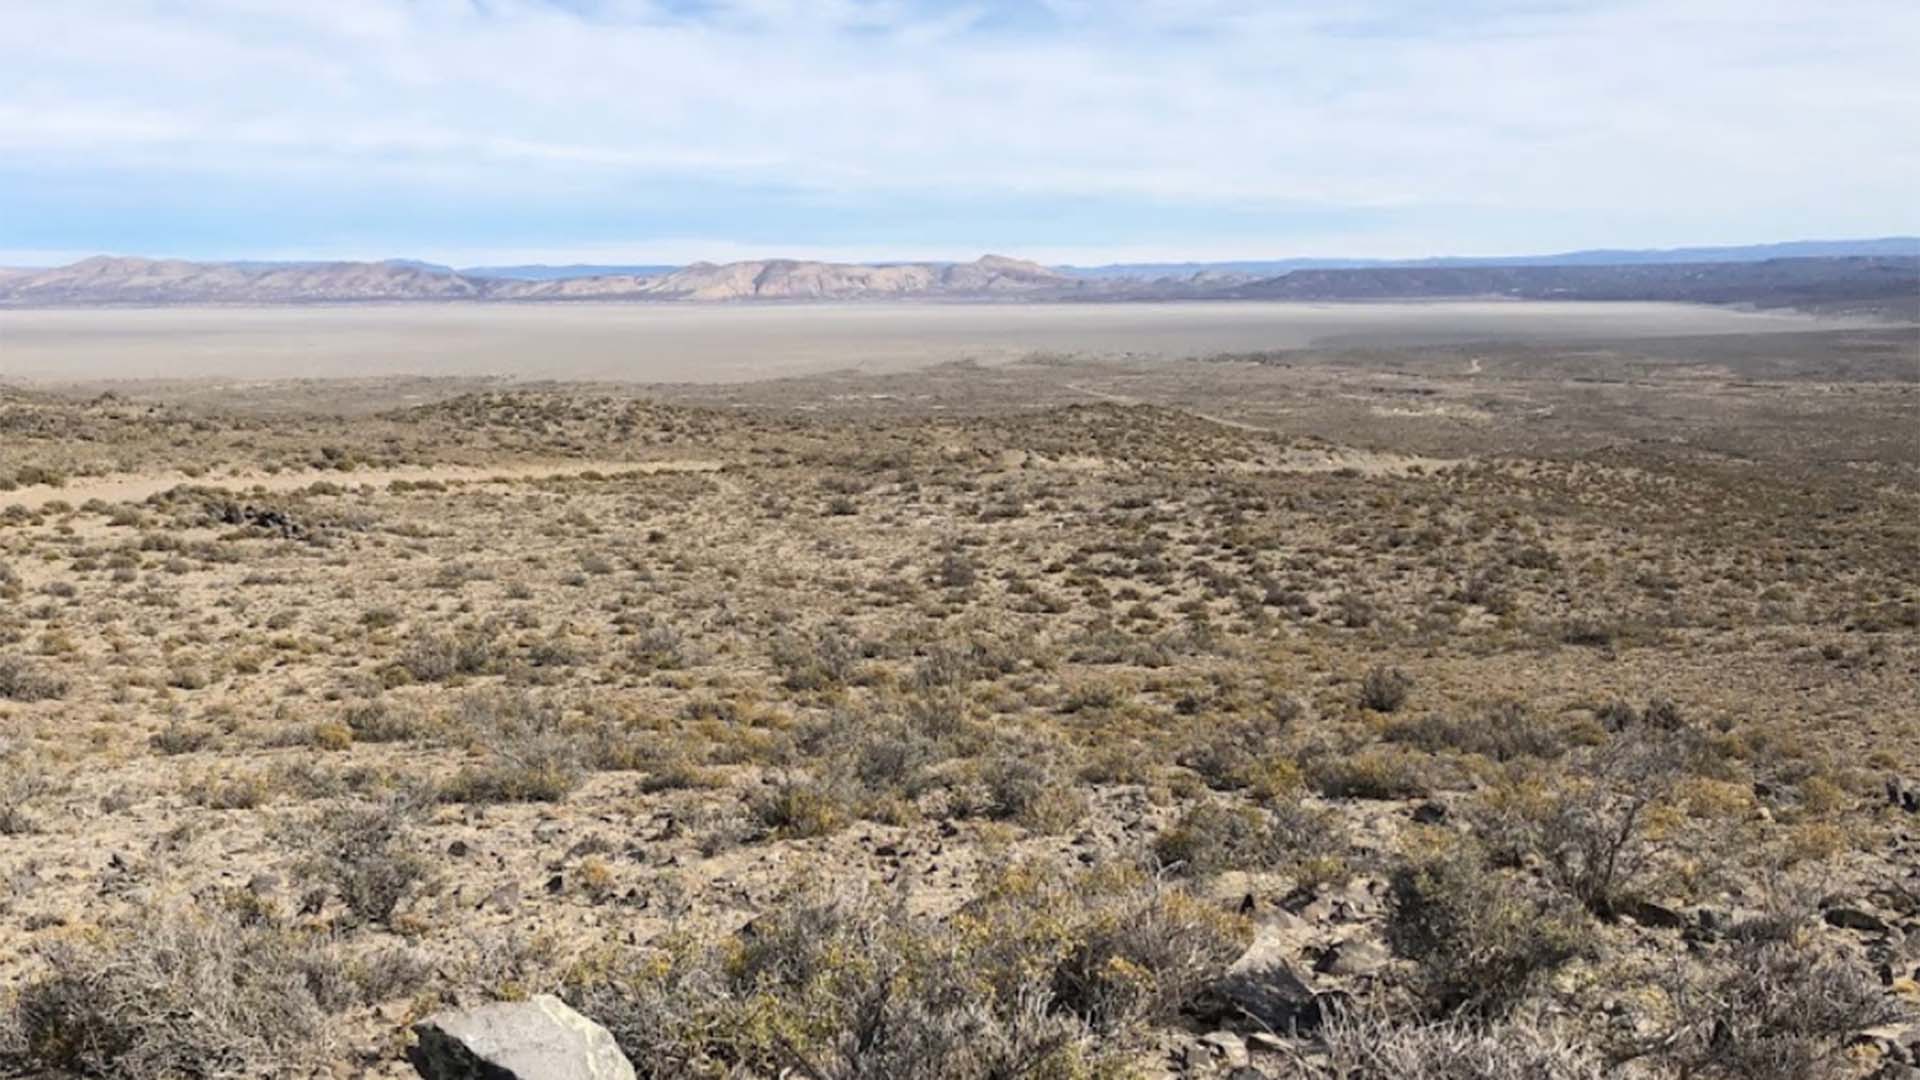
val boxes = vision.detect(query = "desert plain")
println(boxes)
[0,302,1916,1079]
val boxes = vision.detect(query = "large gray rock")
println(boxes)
[409,994,635,1080]
[1204,921,1326,1032]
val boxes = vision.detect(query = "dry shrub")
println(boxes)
[1650,927,1900,1080]
[397,623,499,683]
[1387,841,1594,1019]
[439,689,584,803]
[1384,701,1569,763]
[973,753,1089,833]
[1472,729,1694,916]
[570,863,1244,1080]
[1177,698,1301,792]
[1151,797,1346,880]
[3,905,342,1080]
[1319,1006,1604,1080]
[1309,745,1435,800]
[1359,665,1413,713]
[288,798,432,927]
[0,653,68,702]
[342,697,432,744]
[0,743,56,835]
[750,774,853,838]
[771,625,863,692]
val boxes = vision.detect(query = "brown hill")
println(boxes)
[497,255,1071,301]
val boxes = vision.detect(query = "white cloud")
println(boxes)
[1,0,1915,257]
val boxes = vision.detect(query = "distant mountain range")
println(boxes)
[446,237,1919,282]
[1057,237,1920,278]
[0,254,1079,305]
[0,243,1913,317]
[1210,256,1918,318]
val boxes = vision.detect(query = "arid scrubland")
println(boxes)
[0,328,1916,1078]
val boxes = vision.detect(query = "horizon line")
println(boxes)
[3,234,1916,273]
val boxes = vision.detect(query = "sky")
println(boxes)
[2,0,1916,267]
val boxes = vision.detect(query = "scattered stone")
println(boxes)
[409,994,635,1080]
[1827,907,1892,934]
[1619,898,1686,929]
[1199,1031,1249,1069]
[1315,938,1389,977]
[210,500,310,539]
[1888,777,1920,814]
[1246,1032,1291,1055]
[1857,1021,1920,1055]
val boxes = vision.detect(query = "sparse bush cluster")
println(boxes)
[1,371,1912,1078]
[571,863,1247,1079]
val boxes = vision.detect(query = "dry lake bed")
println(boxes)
[0,299,1862,384]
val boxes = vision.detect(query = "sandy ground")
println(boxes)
[0,300,1860,383]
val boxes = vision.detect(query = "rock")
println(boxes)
[1827,907,1893,934]
[1205,921,1325,1032]
[1857,1021,1920,1060]
[1199,1031,1249,1069]
[1245,1031,1291,1054]
[1620,898,1686,929]
[409,994,635,1080]
[1889,776,1920,814]
[1295,878,1384,925]
[1316,938,1389,977]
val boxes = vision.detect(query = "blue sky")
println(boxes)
[2,0,1916,266]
